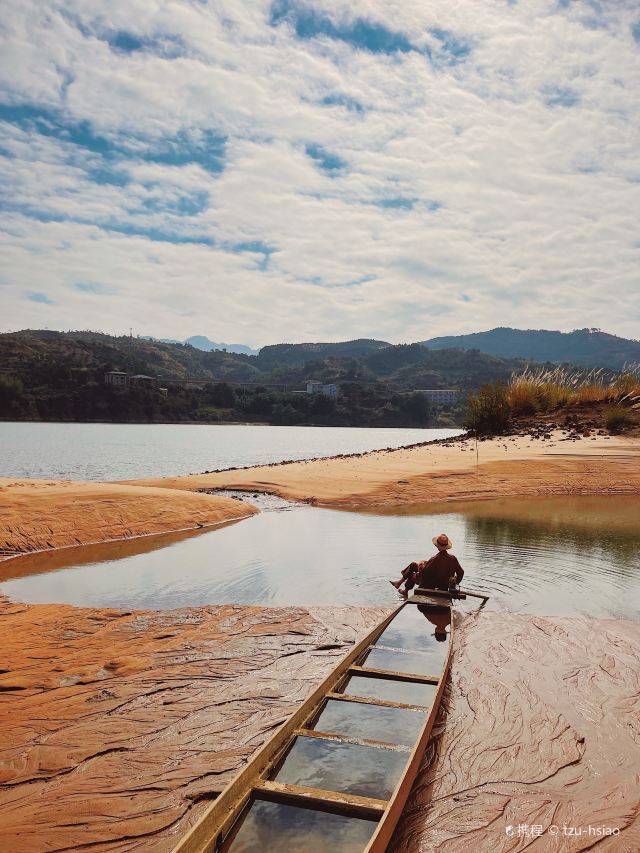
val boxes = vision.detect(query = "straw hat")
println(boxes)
[432,533,453,550]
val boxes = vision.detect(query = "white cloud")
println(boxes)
[0,0,639,346]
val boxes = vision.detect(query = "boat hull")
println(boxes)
[172,597,453,853]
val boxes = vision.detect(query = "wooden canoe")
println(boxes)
[171,593,455,853]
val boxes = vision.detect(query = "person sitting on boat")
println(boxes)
[419,533,464,591]
[390,533,464,595]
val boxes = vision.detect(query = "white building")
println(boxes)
[306,380,339,398]
[415,389,459,404]
[129,374,157,386]
[104,371,129,388]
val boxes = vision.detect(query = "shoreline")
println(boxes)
[1,428,638,562]
[133,429,640,509]
[0,479,256,560]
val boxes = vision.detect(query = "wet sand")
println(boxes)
[0,597,388,852]
[0,479,255,558]
[2,599,637,851]
[133,432,640,509]
[391,611,640,852]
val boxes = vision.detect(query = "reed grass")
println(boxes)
[604,405,636,434]
[507,365,640,415]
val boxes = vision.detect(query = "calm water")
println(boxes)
[0,422,460,481]
[2,495,638,620]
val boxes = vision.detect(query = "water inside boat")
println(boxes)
[220,798,378,853]
[311,699,426,747]
[270,735,409,800]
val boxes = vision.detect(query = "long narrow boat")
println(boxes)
[172,588,460,853]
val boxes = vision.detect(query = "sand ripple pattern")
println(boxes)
[391,611,640,852]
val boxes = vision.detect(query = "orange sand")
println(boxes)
[0,479,255,558]
[392,610,640,852]
[0,598,387,852]
[133,432,640,508]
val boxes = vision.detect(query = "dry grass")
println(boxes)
[604,405,636,434]
[508,364,640,415]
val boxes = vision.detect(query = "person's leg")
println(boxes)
[404,573,417,591]
[390,563,416,589]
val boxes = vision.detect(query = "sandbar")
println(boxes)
[0,479,255,558]
[134,431,640,508]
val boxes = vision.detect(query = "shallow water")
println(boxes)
[271,735,408,799]
[222,798,377,853]
[1,495,639,619]
[0,422,460,480]
[311,700,426,747]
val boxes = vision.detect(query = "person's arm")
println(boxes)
[417,557,434,586]
[453,557,464,583]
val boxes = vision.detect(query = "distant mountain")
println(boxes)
[258,339,391,366]
[421,328,640,370]
[184,336,259,355]
[151,335,259,355]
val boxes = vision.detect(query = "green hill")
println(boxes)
[421,327,640,369]
[0,329,567,427]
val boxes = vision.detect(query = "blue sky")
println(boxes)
[1,0,639,346]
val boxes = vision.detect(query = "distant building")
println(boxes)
[129,374,157,387]
[306,381,339,398]
[104,371,129,388]
[412,389,459,405]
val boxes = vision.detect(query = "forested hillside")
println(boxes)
[422,327,640,369]
[0,329,552,427]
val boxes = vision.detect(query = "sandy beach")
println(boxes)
[132,431,640,508]
[0,479,255,558]
[2,433,638,561]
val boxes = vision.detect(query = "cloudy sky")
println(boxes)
[1,0,639,347]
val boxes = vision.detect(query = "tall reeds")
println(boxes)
[507,364,640,415]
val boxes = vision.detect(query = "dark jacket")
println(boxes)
[417,552,464,591]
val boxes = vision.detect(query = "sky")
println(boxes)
[1,0,639,347]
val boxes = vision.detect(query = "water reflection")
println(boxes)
[223,798,377,853]
[271,735,408,799]
[1,496,638,619]
[311,700,425,747]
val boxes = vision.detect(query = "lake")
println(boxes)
[2,494,638,620]
[0,422,461,481]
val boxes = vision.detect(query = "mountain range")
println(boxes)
[2,327,636,426]
[421,327,640,370]
[151,327,639,370]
